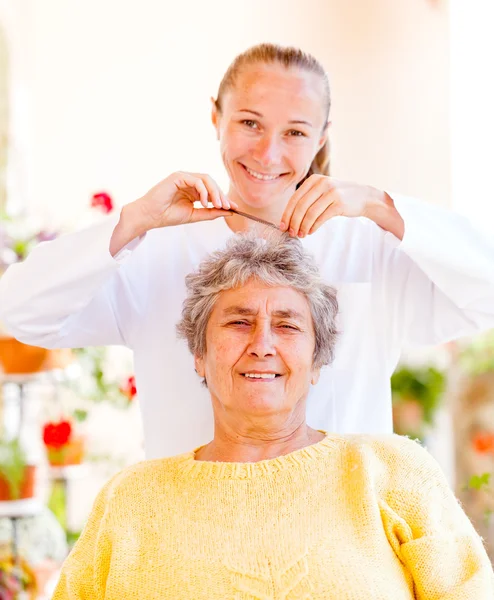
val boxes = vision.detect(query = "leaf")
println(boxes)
[468,472,491,491]
[72,409,88,423]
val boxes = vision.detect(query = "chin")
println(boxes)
[237,182,290,211]
[240,396,286,415]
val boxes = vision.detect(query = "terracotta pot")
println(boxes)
[0,337,73,374]
[0,464,36,501]
[46,436,85,466]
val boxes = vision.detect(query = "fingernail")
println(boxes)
[280,222,286,231]
[299,232,305,238]
[289,228,295,237]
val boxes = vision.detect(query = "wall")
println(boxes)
[449,0,494,230]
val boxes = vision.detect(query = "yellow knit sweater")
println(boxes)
[53,433,494,599]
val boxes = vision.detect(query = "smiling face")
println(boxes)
[194,279,321,420]
[212,64,329,214]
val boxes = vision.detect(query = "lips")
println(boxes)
[239,163,287,181]
[240,372,283,380]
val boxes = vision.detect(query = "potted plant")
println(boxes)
[452,331,494,559]
[0,438,36,501]
[42,418,85,467]
[391,365,446,440]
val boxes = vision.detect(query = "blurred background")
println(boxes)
[0,0,493,597]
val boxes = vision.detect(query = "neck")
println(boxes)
[195,415,325,463]
[225,185,292,233]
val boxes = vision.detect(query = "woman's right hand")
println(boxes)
[110,172,237,256]
[136,172,237,230]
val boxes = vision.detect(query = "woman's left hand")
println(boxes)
[280,175,384,237]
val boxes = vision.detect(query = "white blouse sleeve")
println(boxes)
[373,194,494,347]
[0,213,147,349]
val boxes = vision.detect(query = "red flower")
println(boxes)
[42,420,73,448]
[120,375,137,401]
[472,432,494,454]
[91,191,114,214]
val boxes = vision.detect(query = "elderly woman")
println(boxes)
[53,233,493,600]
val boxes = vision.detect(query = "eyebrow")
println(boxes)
[222,306,305,321]
[237,109,313,128]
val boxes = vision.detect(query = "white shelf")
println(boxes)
[0,497,44,518]
[0,363,81,385]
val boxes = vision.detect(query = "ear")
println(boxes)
[317,121,331,152]
[211,97,220,139]
[310,368,321,386]
[195,354,205,378]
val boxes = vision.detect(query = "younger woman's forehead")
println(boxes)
[225,65,326,114]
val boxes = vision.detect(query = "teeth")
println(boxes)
[244,166,280,181]
[243,373,277,379]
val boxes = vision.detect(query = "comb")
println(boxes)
[229,208,280,230]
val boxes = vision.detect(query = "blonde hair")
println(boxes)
[215,43,331,183]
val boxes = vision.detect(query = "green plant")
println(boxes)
[65,347,135,409]
[391,365,446,425]
[0,437,28,499]
[391,365,446,440]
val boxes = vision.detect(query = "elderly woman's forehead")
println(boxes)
[214,283,311,317]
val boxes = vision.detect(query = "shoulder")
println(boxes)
[99,455,186,503]
[334,433,445,489]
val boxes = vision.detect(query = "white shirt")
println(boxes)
[1,194,493,459]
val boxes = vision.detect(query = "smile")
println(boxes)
[240,163,285,182]
[241,373,282,380]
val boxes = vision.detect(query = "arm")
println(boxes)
[0,173,232,349]
[51,478,115,600]
[0,212,144,348]
[371,194,494,346]
[377,436,494,599]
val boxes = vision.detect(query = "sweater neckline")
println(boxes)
[175,432,342,479]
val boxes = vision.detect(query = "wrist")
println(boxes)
[109,200,149,257]
[120,199,151,239]
[363,189,405,240]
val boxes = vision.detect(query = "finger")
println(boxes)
[280,175,319,230]
[309,204,340,234]
[287,180,328,236]
[179,174,209,208]
[189,207,233,223]
[298,194,335,237]
[219,189,232,211]
[196,174,224,209]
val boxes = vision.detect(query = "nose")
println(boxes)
[252,134,282,168]
[246,322,276,358]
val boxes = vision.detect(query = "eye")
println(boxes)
[278,324,299,330]
[287,130,306,137]
[229,320,250,326]
[241,119,258,129]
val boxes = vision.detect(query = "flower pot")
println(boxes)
[0,465,36,501]
[0,337,73,375]
[46,436,85,467]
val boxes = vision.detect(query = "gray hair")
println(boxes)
[176,231,339,369]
